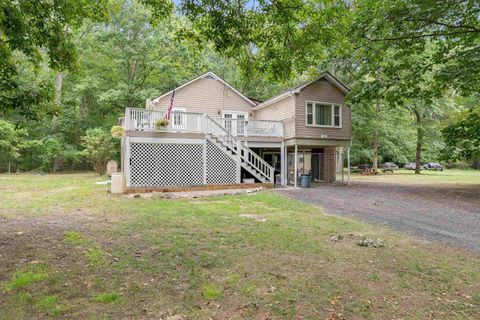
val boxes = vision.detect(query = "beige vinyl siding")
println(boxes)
[253,96,295,139]
[153,77,254,116]
[294,80,351,140]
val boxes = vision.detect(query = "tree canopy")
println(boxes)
[0,0,112,116]
[0,0,478,172]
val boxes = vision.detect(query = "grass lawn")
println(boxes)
[352,168,480,185]
[0,173,479,319]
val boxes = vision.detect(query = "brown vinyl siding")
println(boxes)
[151,74,350,144]
[153,77,254,116]
[252,96,295,139]
[294,80,351,141]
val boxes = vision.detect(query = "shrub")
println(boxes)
[155,118,169,129]
[39,137,64,172]
[110,125,125,138]
[81,128,115,175]
[444,161,472,170]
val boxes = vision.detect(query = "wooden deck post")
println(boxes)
[203,139,207,184]
[347,146,351,186]
[236,140,242,183]
[280,142,285,186]
[294,144,298,188]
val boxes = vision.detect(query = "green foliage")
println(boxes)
[6,269,48,291]
[0,119,27,160]
[64,231,86,245]
[351,0,480,95]
[81,128,115,174]
[155,118,169,129]
[62,146,85,170]
[442,106,480,161]
[177,0,349,81]
[351,103,416,164]
[39,137,64,172]
[0,0,111,114]
[36,295,62,316]
[3,0,478,172]
[202,284,223,300]
[94,292,121,303]
[110,125,125,139]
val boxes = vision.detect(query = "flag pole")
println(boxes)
[165,88,176,120]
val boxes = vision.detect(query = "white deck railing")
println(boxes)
[212,117,283,137]
[125,108,205,133]
[124,108,275,182]
[125,108,284,138]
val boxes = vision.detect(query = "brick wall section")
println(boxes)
[322,146,336,182]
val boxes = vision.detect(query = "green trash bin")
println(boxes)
[300,174,311,188]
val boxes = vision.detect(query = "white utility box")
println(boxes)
[111,173,126,194]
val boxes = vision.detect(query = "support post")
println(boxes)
[125,136,131,188]
[294,144,298,188]
[236,140,242,183]
[203,139,207,184]
[280,142,285,186]
[120,136,125,173]
[347,146,351,186]
[341,150,344,183]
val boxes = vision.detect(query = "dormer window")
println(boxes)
[306,101,342,128]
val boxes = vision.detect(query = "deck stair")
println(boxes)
[205,115,274,183]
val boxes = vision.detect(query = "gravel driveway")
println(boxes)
[277,181,480,251]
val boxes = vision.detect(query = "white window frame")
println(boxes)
[305,101,342,128]
[222,110,249,136]
[171,107,187,130]
[221,110,249,120]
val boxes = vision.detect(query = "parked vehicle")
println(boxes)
[424,162,444,171]
[357,164,372,170]
[404,162,422,170]
[381,162,399,172]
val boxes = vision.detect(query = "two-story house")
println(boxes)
[121,71,351,190]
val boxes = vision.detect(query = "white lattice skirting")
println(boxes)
[125,137,238,188]
[206,139,237,184]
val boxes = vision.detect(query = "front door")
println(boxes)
[222,111,248,136]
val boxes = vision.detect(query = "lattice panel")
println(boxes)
[206,140,237,184]
[129,142,203,187]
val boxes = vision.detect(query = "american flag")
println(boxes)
[165,88,176,120]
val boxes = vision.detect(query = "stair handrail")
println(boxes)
[239,142,275,182]
[205,114,274,182]
[204,114,238,153]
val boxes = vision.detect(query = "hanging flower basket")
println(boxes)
[155,118,169,131]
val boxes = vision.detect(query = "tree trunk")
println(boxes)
[53,72,65,172]
[54,72,64,105]
[415,110,423,175]
[372,97,380,170]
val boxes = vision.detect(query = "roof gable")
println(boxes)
[253,72,350,110]
[152,71,257,107]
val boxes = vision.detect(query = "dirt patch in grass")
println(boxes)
[1,173,479,319]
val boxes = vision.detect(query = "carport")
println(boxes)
[287,144,351,187]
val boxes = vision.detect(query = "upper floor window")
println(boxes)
[306,101,342,128]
